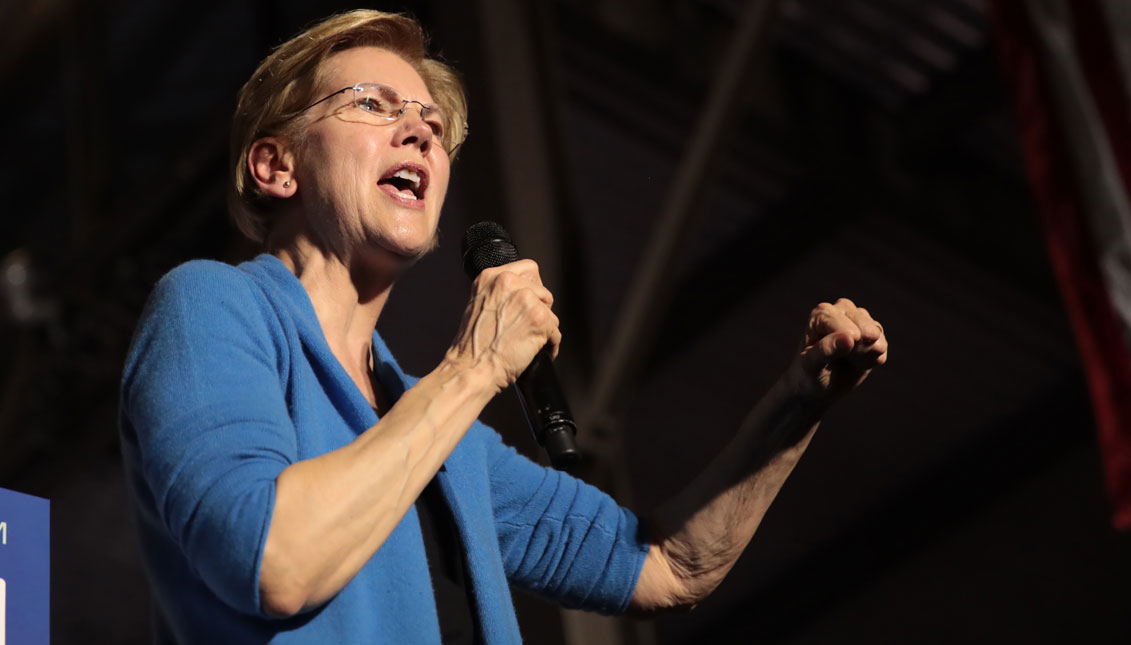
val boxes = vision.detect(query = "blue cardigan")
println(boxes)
[119,254,649,643]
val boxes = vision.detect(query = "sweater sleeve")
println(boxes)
[483,427,650,615]
[120,261,296,617]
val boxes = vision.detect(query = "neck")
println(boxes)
[274,235,396,378]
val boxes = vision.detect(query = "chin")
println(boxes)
[371,228,440,266]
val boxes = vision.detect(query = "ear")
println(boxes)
[248,137,297,197]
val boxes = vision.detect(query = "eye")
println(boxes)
[357,95,396,116]
[419,106,444,138]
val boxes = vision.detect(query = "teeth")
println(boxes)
[392,168,421,189]
[394,190,417,200]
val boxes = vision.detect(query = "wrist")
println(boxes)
[439,350,505,398]
[779,360,831,419]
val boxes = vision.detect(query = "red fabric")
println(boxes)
[1070,0,1131,202]
[989,0,1131,530]
[1067,0,1131,530]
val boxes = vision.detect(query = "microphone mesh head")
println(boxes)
[462,221,519,278]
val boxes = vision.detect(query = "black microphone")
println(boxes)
[461,222,581,470]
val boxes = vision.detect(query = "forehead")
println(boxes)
[320,46,433,103]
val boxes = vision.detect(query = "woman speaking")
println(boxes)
[119,9,888,643]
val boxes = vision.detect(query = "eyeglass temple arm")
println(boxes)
[298,86,355,114]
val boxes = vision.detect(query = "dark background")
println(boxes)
[1,0,1129,643]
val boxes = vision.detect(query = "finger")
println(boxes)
[474,265,513,295]
[500,259,542,285]
[547,326,563,360]
[501,284,554,316]
[485,270,525,309]
[511,289,560,343]
[475,260,539,286]
[530,303,561,358]
[846,335,889,373]
[529,284,554,308]
[844,306,883,344]
[868,335,888,357]
[808,302,861,344]
[800,330,856,374]
[511,287,549,320]
[484,267,553,306]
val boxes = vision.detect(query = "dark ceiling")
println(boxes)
[1,0,1129,643]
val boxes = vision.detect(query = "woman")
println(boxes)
[120,9,888,644]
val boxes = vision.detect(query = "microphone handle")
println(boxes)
[513,351,581,469]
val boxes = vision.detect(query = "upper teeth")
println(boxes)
[393,169,421,189]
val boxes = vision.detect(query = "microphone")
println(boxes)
[461,222,581,470]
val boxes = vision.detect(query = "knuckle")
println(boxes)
[517,287,539,305]
[529,304,552,326]
[835,297,856,308]
[510,258,539,278]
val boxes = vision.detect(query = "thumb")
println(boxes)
[799,331,855,375]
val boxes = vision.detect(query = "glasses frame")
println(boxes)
[297,82,467,156]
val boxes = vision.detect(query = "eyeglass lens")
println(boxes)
[353,84,452,150]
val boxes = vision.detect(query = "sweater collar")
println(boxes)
[240,253,412,415]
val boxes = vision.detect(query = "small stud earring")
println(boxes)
[284,180,292,188]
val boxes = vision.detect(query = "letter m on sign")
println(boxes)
[0,488,49,644]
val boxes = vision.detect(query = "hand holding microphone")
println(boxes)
[455,222,581,469]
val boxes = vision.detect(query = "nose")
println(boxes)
[394,103,434,155]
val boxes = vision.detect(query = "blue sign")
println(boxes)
[0,487,49,645]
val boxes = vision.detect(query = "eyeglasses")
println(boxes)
[299,82,467,156]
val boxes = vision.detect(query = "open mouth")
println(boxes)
[378,162,429,201]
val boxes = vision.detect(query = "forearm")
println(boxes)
[631,298,888,612]
[259,357,497,616]
[632,372,821,612]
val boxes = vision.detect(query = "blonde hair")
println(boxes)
[228,9,467,243]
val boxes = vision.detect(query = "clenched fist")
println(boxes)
[789,297,888,405]
[446,259,561,393]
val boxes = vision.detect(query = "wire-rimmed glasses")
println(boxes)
[299,82,467,156]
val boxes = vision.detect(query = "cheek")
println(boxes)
[429,163,452,209]
[311,141,377,204]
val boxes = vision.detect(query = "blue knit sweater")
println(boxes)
[119,254,649,643]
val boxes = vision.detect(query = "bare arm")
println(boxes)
[259,260,560,617]
[631,299,889,612]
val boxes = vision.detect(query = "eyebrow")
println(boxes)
[374,84,401,102]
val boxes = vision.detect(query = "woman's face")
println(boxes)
[295,47,451,268]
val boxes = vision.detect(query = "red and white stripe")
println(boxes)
[991,0,1131,530]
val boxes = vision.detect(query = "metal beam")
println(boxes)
[468,1,603,642]
[449,0,594,397]
[477,0,565,292]
[581,0,783,441]
[566,3,782,644]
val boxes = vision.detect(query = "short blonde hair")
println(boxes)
[228,9,467,243]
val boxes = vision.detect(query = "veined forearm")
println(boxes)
[260,358,498,616]
[633,375,820,611]
[632,298,889,613]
